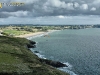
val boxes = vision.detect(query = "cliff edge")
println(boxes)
[0,36,69,75]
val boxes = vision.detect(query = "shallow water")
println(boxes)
[31,28,100,75]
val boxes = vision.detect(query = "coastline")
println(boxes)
[15,30,59,39]
[15,32,45,38]
[0,36,69,75]
[26,30,76,75]
[15,30,69,73]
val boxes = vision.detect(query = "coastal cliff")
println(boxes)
[0,36,69,75]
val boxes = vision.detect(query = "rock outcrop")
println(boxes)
[27,40,36,48]
[39,59,67,68]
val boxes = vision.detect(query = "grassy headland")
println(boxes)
[0,36,69,75]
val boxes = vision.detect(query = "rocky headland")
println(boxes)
[0,36,69,75]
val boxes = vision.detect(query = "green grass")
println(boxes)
[0,53,19,64]
[0,36,35,73]
[3,30,31,36]
[0,36,69,75]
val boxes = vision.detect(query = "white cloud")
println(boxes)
[91,0,100,8]
[46,0,60,7]
[43,4,53,13]
[57,15,65,18]
[90,7,96,11]
[80,4,88,10]
[45,0,74,10]
[45,0,67,8]
[74,2,79,8]
[92,0,100,4]
[2,11,29,17]
[66,3,74,10]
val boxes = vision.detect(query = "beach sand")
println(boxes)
[15,30,58,38]
[15,32,45,38]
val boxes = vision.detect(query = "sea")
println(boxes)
[30,28,100,75]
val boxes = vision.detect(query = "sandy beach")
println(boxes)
[15,32,46,38]
[15,30,59,39]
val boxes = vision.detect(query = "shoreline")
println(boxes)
[16,30,70,74]
[0,36,69,75]
[27,30,76,75]
[15,30,59,39]
[15,32,45,38]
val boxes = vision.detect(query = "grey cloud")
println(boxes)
[0,0,100,18]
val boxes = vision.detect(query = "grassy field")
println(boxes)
[0,36,69,75]
[3,30,31,36]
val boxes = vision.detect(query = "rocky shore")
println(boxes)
[27,40,67,68]
[0,36,69,75]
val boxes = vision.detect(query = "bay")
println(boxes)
[31,28,100,75]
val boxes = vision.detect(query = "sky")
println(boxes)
[0,0,100,25]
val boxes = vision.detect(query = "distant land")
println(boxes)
[0,24,100,29]
[0,24,100,26]
[0,24,100,37]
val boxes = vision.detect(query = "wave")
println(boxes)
[58,62,77,75]
[27,34,44,39]
[30,49,77,75]
[35,53,47,59]
[36,52,77,75]
[30,49,46,59]
[29,30,77,75]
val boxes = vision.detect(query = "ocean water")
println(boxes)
[31,28,100,75]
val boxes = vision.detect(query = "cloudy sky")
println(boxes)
[0,0,100,25]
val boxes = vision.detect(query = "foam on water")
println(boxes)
[35,53,47,59]
[30,48,77,75]
[29,29,100,75]
[63,62,72,69]
[58,62,77,75]
[28,30,79,75]
[30,49,46,59]
[27,34,44,39]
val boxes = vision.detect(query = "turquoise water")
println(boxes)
[31,28,100,75]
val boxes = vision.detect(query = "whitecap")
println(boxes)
[35,53,46,59]
[63,62,72,69]
[31,49,77,75]
[58,62,77,75]
[27,34,44,39]
[30,49,46,59]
